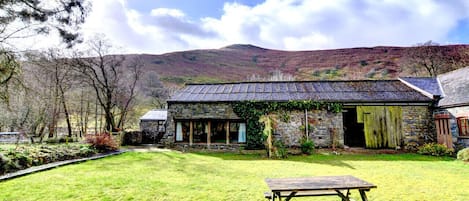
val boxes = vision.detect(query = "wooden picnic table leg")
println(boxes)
[359,189,369,201]
[274,192,281,201]
[335,190,350,201]
[284,191,297,201]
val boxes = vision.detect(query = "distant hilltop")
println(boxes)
[128,43,469,88]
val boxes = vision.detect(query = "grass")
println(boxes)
[0,151,467,201]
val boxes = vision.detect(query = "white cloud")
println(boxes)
[151,8,186,18]
[7,0,469,54]
[200,0,469,51]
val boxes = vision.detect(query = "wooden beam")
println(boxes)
[226,121,230,145]
[189,121,193,146]
[207,121,211,148]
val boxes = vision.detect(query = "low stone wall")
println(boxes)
[0,132,30,143]
[122,131,142,145]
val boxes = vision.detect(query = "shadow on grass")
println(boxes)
[190,151,455,169]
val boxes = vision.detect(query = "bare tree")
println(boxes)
[73,38,143,132]
[404,41,468,76]
[0,51,21,104]
[0,0,89,107]
[141,71,170,109]
[28,49,78,138]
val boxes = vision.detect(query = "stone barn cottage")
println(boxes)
[163,80,437,150]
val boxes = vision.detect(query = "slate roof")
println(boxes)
[437,66,469,107]
[140,110,167,121]
[399,77,443,97]
[169,80,433,103]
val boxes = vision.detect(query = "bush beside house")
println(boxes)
[457,148,469,162]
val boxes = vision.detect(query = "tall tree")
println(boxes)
[0,0,89,104]
[74,38,143,132]
[0,51,20,104]
[0,0,89,47]
[28,49,77,138]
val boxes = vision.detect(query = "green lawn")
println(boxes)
[0,151,467,201]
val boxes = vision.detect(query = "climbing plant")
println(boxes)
[232,100,343,149]
[259,115,276,158]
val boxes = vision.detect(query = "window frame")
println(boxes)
[457,117,469,137]
[174,119,246,144]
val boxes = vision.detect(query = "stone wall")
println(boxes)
[165,102,433,150]
[140,120,165,133]
[402,106,435,148]
[140,120,166,144]
[273,110,343,148]
[0,132,30,143]
[165,102,343,148]
[164,102,241,146]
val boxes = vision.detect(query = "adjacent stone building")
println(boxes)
[139,110,167,144]
[164,80,437,150]
[402,67,469,148]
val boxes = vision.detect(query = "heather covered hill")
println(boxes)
[132,44,469,87]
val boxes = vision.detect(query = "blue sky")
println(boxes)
[22,0,469,54]
[126,0,265,20]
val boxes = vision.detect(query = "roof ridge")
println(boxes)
[185,79,401,86]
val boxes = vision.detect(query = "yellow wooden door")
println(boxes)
[357,106,403,148]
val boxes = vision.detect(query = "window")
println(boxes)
[158,121,166,132]
[457,117,469,136]
[175,120,246,144]
[175,121,190,142]
[229,122,246,143]
[193,121,207,143]
[211,121,227,143]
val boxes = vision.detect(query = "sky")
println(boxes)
[19,0,469,54]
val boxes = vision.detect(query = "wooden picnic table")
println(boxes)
[264,175,377,201]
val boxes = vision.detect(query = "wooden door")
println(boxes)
[356,106,403,148]
[434,114,452,148]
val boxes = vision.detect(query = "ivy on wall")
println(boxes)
[232,100,343,149]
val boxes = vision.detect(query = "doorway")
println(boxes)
[343,107,365,147]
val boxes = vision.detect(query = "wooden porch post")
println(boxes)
[189,121,193,146]
[226,121,230,145]
[207,121,211,148]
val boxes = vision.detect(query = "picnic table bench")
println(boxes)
[264,175,376,201]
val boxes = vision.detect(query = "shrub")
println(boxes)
[300,138,315,155]
[0,144,97,174]
[404,142,419,152]
[457,148,469,162]
[417,143,453,156]
[273,140,288,159]
[85,133,119,152]
[360,60,368,66]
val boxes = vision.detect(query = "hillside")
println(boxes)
[132,44,469,89]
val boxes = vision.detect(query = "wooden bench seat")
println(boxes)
[264,190,340,199]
